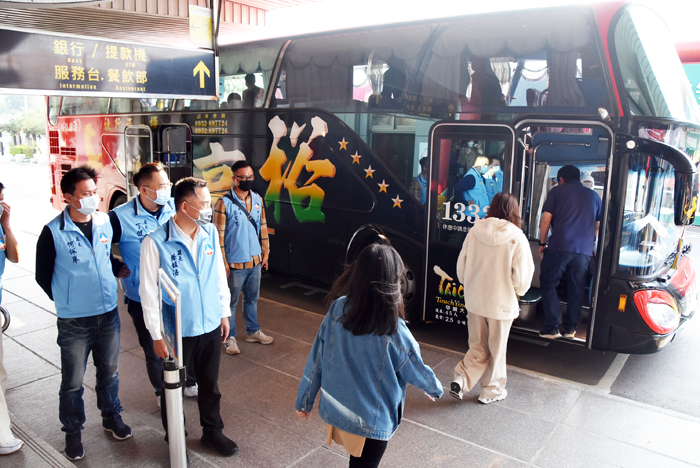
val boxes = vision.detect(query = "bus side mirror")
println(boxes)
[674,172,698,226]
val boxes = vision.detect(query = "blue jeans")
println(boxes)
[57,308,122,434]
[227,264,261,337]
[539,249,591,333]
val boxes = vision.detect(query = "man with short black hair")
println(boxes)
[139,177,238,456]
[409,157,429,205]
[214,160,272,356]
[110,162,176,405]
[36,166,132,461]
[538,164,602,340]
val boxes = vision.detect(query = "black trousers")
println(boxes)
[126,299,163,396]
[349,438,388,468]
[160,326,224,435]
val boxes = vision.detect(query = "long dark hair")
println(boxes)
[486,192,522,227]
[327,243,405,336]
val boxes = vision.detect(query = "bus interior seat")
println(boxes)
[532,128,610,163]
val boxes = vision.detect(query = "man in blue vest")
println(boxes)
[110,162,176,405]
[484,156,503,202]
[140,177,238,456]
[454,156,491,217]
[0,181,24,456]
[409,157,429,205]
[35,166,132,461]
[213,160,272,356]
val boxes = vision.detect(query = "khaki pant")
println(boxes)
[0,331,14,444]
[453,313,513,400]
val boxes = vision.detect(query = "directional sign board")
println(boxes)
[0,28,217,99]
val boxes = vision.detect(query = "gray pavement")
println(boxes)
[2,161,700,467]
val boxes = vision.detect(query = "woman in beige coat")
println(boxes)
[450,192,534,404]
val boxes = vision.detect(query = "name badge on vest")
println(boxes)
[204,243,214,256]
[254,203,260,211]
[99,232,109,244]
[0,239,5,251]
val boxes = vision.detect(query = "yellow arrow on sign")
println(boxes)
[193,61,210,89]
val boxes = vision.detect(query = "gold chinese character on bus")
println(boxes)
[260,115,336,224]
[120,47,132,61]
[122,70,134,83]
[70,41,84,56]
[54,40,68,55]
[71,67,85,81]
[135,71,147,84]
[87,68,99,81]
[108,69,120,82]
[105,45,118,60]
[134,48,146,62]
[55,65,69,80]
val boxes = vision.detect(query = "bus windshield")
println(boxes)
[618,153,679,277]
[613,5,700,124]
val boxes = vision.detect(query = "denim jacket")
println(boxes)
[295,296,443,440]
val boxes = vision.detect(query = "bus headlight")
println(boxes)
[633,290,680,335]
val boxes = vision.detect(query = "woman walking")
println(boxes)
[295,243,443,467]
[450,192,534,404]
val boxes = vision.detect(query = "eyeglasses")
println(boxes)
[148,183,173,190]
[234,175,254,181]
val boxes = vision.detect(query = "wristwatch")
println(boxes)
[539,242,548,247]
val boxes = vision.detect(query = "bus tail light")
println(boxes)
[633,290,680,335]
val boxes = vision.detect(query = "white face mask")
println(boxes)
[144,186,171,206]
[185,203,212,226]
[72,194,100,216]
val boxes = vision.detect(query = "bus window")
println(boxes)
[109,98,132,113]
[60,97,108,116]
[48,96,61,125]
[618,154,678,276]
[219,41,285,108]
[278,24,432,112]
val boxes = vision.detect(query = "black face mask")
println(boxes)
[237,180,254,192]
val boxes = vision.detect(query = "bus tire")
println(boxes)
[110,192,127,209]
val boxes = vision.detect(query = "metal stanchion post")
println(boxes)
[163,358,187,468]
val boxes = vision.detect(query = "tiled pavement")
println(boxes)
[2,258,700,467]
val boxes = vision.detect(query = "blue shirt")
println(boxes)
[542,180,602,255]
[295,296,443,440]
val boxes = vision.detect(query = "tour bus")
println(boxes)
[46,1,699,354]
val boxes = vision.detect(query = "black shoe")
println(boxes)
[449,382,463,400]
[65,432,84,461]
[103,414,132,440]
[201,431,239,456]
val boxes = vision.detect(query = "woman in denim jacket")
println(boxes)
[295,243,443,467]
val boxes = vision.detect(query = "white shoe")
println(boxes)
[225,336,240,355]
[245,330,274,345]
[184,384,198,398]
[0,437,24,455]
[478,389,508,404]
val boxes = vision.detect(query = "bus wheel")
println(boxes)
[110,192,127,209]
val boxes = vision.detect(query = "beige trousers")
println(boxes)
[0,331,14,444]
[453,313,513,400]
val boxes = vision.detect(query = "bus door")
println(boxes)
[124,125,154,200]
[514,120,613,346]
[425,122,515,325]
[159,124,192,184]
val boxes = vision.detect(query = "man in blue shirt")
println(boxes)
[110,162,176,405]
[409,157,429,205]
[35,166,132,461]
[454,156,491,216]
[484,157,503,201]
[538,165,602,339]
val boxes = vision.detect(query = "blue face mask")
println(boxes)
[491,166,501,174]
[479,165,489,175]
[144,186,171,206]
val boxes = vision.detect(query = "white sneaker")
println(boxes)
[225,336,240,355]
[0,437,24,455]
[245,330,274,345]
[184,384,198,398]
[478,389,508,405]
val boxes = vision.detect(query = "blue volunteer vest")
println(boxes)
[148,220,221,337]
[413,173,427,205]
[221,190,262,265]
[112,197,176,302]
[47,209,118,318]
[484,171,503,201]
[460,167,490,212]
[0,225,6,304]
